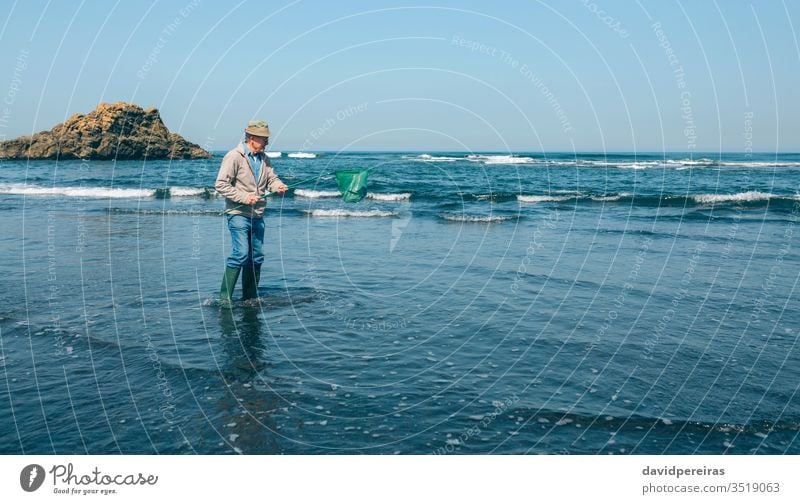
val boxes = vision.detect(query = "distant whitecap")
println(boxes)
[304,209,394,218]
[517,195,573,203]
[366,192,411,201]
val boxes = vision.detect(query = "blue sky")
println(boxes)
[0,0,798,152]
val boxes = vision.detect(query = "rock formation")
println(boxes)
[0,102,211,159]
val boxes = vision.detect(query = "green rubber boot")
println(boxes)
[241,264,262,300]
[219,266,241,308]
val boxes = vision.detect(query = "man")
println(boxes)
[215,120,288,306]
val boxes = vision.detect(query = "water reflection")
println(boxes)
[219,306,267,379]
[215,306,281,454]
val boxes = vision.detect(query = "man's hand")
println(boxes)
[274,183,289,194]
[245,193,260,205]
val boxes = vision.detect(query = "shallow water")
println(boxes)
[1,152,799,453]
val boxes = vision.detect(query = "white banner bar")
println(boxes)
[2,455,798,503]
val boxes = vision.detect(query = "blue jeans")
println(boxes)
[225,214,265,269]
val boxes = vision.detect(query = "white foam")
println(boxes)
[576,160,669,169]
[294,189,341,198]
[169,187,208,197]
[305,209,394,218]
[469,155,536,165]
[665,158,714,166]
[544,160,579,166]
[367,192,411,201]
[264,151,282,158]
[613,162,662,170]
[0,184,154,199]
[587,158,717,170]
[573,160,606,167]
[693,191,776,204]
[517,195,573,203]
[591,193,632,202]
[485,156,536,165]
[440,213,513,223]
[405,154,460,162]
[288,152,316,158]
[718,161,800,168]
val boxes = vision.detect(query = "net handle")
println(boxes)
[222,172,334,215]
[263,174,326,198]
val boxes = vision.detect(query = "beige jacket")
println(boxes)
[215,143,284,217]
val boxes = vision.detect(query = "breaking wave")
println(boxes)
[0,184,216,199]
[439,213,514,223]
[1,184,155,199]
[517,195,575,203]
[304,209,394,218]
[692,191,778,204]
[367,192,411,201]
[294,189,341,198]
[467,154,537,165]
[404,154,461,162]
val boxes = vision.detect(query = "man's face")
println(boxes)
[247,135,268,153]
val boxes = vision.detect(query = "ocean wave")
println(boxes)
[405,154,538,164]
[692,191,777,204]
[0,184,154,199]
[611,161,663,170]
[169,187,213,197]
[265,151,282,158]
[271,153,800,170]
[439,213,514,223]
[304,209,394,218]
[288,152,316,158]
[570,157,800,170]
[665,158,715,166]
[107,208,223,216]
[404,154,461,162]
[400,154,800,169]
[367,192,411,201]
[517,195,574,203]
[626,192,798,210]
[294,189,341,198]
[506,191,799,209]
[590,193,633,202]
[0,184,217,199]
[568,158,716,170]
[468,155,537,165]
[464,192,519,203]
[716,161,800,168]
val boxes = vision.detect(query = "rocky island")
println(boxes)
[0,102,211,160]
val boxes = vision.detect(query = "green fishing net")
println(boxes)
[334,169,369,203]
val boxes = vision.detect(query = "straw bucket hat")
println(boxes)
[244,119,270,137]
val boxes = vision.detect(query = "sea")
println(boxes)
[1,151,798,454]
